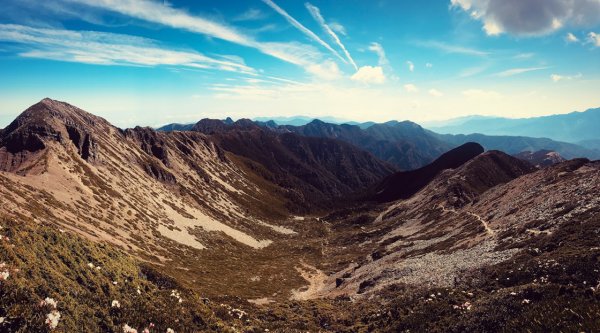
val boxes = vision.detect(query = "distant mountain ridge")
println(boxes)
[435,132,600,160]
[427,107,600,143]
[159,115,600,168]
[278,119,451,170]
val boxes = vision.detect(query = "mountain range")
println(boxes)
[426,107,600,144]
[160,112,600,168]
[1,99,599,332]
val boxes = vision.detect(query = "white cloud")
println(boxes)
[0,24,255,74]
[494,67,548,77]
[565,32,579,42]
[403,84,419,93]
[305,3,357,71]
[351,66,386,84]
[451,0,600,36]
[306,60,342,80]
[416,40,489,56]
[261,0,346,63]
[462,89,502,99]
[63,0,322,67]
[551,73,583,82]
[407,61,415,72]
[426,63,433,68]
[428,89,443,97]
[588,32,600,46]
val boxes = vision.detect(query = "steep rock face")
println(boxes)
[369,142,485,202]
[0,98,107,173]
[123,127,176,183]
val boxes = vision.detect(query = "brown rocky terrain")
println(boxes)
[514,149,567,168]
[1,99,599,332]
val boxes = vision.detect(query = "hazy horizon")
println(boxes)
[1,0,599,128]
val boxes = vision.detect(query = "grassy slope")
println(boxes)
[0,217,229,332]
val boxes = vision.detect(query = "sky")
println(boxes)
[0,0,599,128]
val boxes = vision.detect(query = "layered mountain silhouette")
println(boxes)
[427,107,600,143]
[161,116,600,167]
[435,132,600,160]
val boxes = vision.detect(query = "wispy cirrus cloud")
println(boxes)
[494,66,549,77]
[305,3,357,71]
[261,0,346,63]
[233,8,267,22]
[0,24,256,74]
[416,40,489,56]
[368,42,390,66]
[61,0,322,67]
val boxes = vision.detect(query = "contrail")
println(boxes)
[306,3,357,71]
[262,0,347,64]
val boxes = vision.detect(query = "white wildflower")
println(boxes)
[170,290,182,303]
[111,300,121,308]
[462,301,472,311]
[0,270,9,281]
[113,281,118,285]
[136,288,142,295]
[45,310,61,330]
[87,263,94,269]
[123,324,138,333]
[40,297,58,308]
[0,317,5,324]
[95,266,101,270]
[167,329,175,333]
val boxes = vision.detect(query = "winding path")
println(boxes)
[437,204,495,237]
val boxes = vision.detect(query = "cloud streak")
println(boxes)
[0,24,255,74]
[494,67,549,77]
[261,0,346,63]
[62,0,321,67]
[416,40,489,56]
[305,3,357,71]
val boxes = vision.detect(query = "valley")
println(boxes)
[1,99,599,332]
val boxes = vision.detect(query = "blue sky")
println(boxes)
[0,0,599,128]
